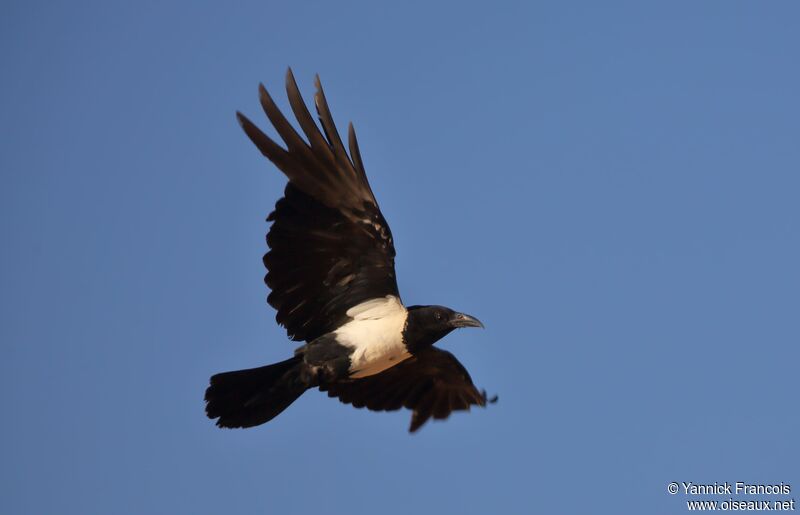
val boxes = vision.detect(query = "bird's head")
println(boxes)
[403,305,483,351]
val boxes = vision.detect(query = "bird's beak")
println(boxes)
[450,312,484,329]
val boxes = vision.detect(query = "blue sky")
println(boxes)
[2,1,798,513]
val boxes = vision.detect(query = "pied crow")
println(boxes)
[204,69,493,433]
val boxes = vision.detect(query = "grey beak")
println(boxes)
[451,312,484,329]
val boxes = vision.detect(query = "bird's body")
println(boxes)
[205,70,492,433]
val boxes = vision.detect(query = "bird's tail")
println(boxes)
[204,355,308,428]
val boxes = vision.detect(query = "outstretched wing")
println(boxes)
[321,347,491,432]
[237,69,399,342]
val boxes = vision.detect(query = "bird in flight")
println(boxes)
[204,69,493,433]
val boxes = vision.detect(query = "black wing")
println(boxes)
[321,347,491,433]
[237,69,399,342]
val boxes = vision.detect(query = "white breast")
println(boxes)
[334,295,411,378]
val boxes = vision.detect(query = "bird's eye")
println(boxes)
[434,312,442,321]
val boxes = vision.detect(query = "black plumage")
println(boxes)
[205,69,493,433]
[322,347,492,433]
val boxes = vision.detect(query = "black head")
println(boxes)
[403,305,483,351]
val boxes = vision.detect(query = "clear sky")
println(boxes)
[2,1,798,514]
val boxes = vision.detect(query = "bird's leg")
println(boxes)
[297,334,352,387]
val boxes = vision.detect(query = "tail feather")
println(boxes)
[205,356,307,428]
